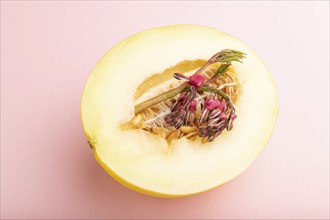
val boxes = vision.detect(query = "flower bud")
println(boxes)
[226,114,237,131]
[219,112,227,121]
[173,73,189,81]
[208,129,223,142]
[204,98,212,107]
[209,108,221,119]
[171,92,187,111]
[188,74,205,88]
[189,99,197,112]
[204,99,220,111]
[218,99,227,112]
[178,93,187,103]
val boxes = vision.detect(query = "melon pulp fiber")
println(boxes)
[81,25,278,197]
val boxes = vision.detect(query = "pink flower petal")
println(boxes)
[189,74,205,88]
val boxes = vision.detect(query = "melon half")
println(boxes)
[81,24,278,197]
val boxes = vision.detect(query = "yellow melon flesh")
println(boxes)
[81,24,278,198]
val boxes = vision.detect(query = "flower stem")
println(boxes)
[204,63,231,84]
[134,82,188,114]
[198,86,234,110]
[192,58,214,76]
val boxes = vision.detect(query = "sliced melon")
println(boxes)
[81,24,278,197]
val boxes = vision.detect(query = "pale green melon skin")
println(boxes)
[81,24,278,198]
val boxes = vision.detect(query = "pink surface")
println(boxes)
[1,1,329,219]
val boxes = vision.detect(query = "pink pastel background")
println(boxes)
[1,1,329,219]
